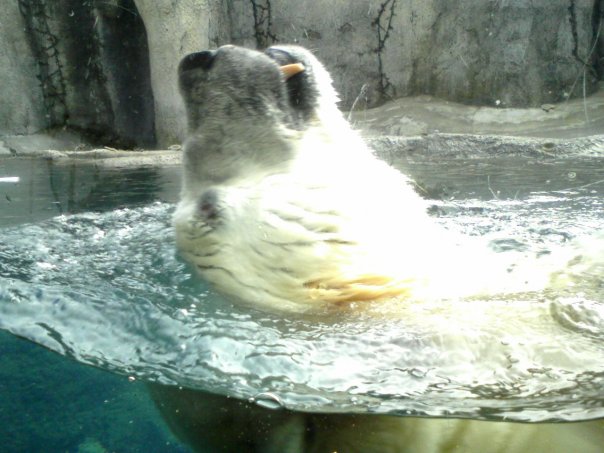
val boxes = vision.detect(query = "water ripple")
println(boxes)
[0,188,603,422]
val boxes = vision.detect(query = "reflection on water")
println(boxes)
[0,158,180,226]
[0,155,603,450]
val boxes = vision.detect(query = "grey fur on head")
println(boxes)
[174,44,428,310]
[179,46,288,131]
[177,45,340,186]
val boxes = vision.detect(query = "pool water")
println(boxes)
[1,159,188,453]
[0,329,189,453]
[0,153,603,451]
[0,158,181,226]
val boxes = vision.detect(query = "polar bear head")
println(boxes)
[178,44,339,132]
[177,45,343,186]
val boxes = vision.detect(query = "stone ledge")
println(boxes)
[368,134,604,160]
[2,134,601,172]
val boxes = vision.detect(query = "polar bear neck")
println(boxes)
[182,117,298,189]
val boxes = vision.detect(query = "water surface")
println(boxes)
[0,155,603,423]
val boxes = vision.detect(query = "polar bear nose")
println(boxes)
[179,50,216,73]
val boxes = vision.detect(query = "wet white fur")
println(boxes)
[167,45,604,453]
[173,47,572,312]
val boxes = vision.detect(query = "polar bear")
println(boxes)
[149,385,604,453]
[172,44,552,312]
[163,44,604,453]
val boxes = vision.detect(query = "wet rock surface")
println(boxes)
[2,86,602,164]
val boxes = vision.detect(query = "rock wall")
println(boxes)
[1,0,603,148]
[133,0,229,146]
[5,0,155,148]
[401,0,600,107]
[0,1,47,135]
[228,0,601,108]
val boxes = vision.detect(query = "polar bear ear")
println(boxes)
[265,46,321,121]
[266,45,340,124]
[178,50,216,74]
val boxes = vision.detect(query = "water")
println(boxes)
[0,159,187,453]
[0,154,603,449]
[0,158,180,226]
[0,329,188,453]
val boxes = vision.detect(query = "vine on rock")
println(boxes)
[250,0,277,48]
[372,0,397,101]
[18,0,68,126]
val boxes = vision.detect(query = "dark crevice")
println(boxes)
[94,0,156,148]
[592,0,604,79]
[569,0,582,63]
[372,0,397,102]
[61,0,115,141]
[250,0,277,49]
[17,0,156,148]
[569,0,598,78]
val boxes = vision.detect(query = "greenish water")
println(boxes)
[0,155,603,451]
[0,158,188,453]
[0,330,189,453]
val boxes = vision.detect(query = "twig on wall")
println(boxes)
[250,0,277,48]
[18,0,68,126]
[372,0,397,101]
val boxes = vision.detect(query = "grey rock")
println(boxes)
[352,82,604,139]
[133,0,229,146]
[0,1,47,135]
[0,140,12,156]
[368,134,604,162]
[1,0,602,148]
[2,130,90,155]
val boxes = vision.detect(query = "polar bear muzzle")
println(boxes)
[178,49,303,79]
[178,44,335,134]
[178,50,216,74]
